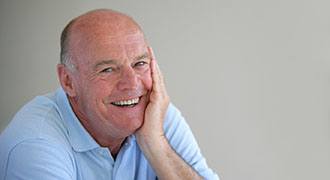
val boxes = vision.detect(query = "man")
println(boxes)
[0,9,219,179]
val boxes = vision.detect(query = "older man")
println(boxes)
[0,9,219,179]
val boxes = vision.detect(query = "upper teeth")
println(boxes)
[112,97,139,106]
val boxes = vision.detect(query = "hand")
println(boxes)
[134,48,202,180]
[135,47,170,142]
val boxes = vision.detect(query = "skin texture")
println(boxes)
[57,9,202,179]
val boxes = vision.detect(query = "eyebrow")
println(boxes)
[134,52,149,61]
[93,60,117,70]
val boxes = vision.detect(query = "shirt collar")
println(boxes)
[55,88,100,152]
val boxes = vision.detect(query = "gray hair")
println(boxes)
[60,19,76,71]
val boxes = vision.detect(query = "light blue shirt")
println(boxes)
[0,88,219,180]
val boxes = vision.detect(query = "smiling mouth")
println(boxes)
[111,97,141,107]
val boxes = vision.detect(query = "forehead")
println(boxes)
[71,30,148,68]
[106,32,147,54]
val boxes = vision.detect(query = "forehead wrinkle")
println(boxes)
[104,32,146,44]
[69,31,145,64]
[71,30,145,53]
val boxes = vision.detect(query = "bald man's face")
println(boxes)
[68,26,152,139]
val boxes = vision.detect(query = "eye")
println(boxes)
[100,67,114,73]
[134,61,148,67]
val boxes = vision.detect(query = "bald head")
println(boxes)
[60,9,145,70]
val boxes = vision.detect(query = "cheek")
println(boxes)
[93,81,116,99]
[81,80,112,104]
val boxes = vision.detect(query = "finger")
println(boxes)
[148,46,156,61]
[148,46,166,94]
[148,47,161,92]
[155,62,165,87]
[153,60,164,93]
[147,46,158,78]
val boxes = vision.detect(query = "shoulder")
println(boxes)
[163,103,197,153]
[0,92,74,179]
[1,94,69,144]
[162,103,220,180]
[3,138,75,179]
[163,103,192,140]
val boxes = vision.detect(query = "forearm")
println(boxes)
[137,134,203,180]
[137,48,202,179]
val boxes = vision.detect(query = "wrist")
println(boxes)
[136,131,167,153]
[136,129,165,145]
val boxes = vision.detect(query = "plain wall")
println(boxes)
[0,0,329,179]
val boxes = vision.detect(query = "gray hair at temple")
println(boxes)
[60,19,77,71]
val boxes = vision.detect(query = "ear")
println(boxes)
[57,64,77,97]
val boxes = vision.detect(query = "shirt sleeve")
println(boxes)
[4,139,75,180]
[164,103,220,180]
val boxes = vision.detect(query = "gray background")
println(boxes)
[1,0,329,180]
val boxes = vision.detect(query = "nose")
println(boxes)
[117,66,138,91]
